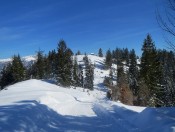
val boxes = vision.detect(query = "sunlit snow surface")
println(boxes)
[0,55,174,132]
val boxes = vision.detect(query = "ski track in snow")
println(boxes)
[0,55,174,132]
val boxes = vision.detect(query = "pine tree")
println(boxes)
[140,34,163,107]
[0,55,25,88]
[109,68,113,86]
[98,48,103,57]
[35,50,45,79]
[83,55,94,90]
[47,50,57,79]
[114,48,123,65]
[72,56,79,87]
[76,50,81,55]
[11,54,25,82]
[129,49,138,96]
[123,48,130,66]
[0,64,14,88]
[78,65,84,87]
[57,40,73,86]
[157,50,175,106]
[105,49,112,68]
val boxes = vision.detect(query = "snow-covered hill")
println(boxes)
[0,55,174,132]
[0,55,36,70]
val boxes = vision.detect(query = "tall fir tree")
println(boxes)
[140,34,163,107]
[0,54,25,88]
[35,50,45,79]
[78,65,84,87]
[98,48,103,57]
[57,40,73,86]
[0,64,14,88]
[76,50,81,55]
[123,48,130,66]
[83,55,94,90]
[11,54,25,82]
[105,49,112,68]
[72,56,79,87]
[129,49,138,96]
[47,50,57,79]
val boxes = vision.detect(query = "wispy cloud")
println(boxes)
[0,27,23,41]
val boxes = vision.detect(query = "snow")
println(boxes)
[0,58,12,63]
[0,55,36,63]
[0,55,174,132]
[22,55,36,62]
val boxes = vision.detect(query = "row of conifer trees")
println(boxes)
[104,34,175,107]
[0,40,94,90]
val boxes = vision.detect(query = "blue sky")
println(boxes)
[0,0,166,58]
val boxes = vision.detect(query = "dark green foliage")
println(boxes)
[98,48,103,57]
[0,64,14,88]
[129,49,139,96]
[123,48,130,66]
[103,77,111,87]
[34,50,45,79]
[11,55,26,82]
[72,56,79,87]
[0,55,25,88]
[57,40,73,86]
[156,50,175,106]
[117,65,127,87]
[76,50,81,55]
[105,49,112,68]
[78,65,84,87]
[83,55,94,90]
[139,34,164,107]
[46,50,57,79]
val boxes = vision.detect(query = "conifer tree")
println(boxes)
[76,50,81,55]
[140,34,163,107]
[78,65,84,87]
[72,56,79,87]
[83,55,94,90]
[11,54,25,82]
[123,48,130,66]
[35,50,45,79]
[98,48,103,57]
[47,50,57,79]
[105,49,112,68]
[129,49,138,96]
[0,64,14,88]
[57,40,73,86]
[0,55,25,88]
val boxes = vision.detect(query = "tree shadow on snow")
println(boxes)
[2,100,173,132]
[0,100,134,132]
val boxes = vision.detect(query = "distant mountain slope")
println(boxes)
[0,55,36,70]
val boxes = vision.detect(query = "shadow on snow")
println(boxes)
[0,100,134,132]
[0,101,174,132]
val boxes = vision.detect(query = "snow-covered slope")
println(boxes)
[0,55,36,70]
[0,55,174,132]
